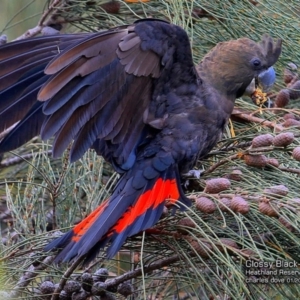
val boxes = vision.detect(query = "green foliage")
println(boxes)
[0,0,300,299]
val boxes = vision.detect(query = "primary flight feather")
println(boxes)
[0,19,281,264]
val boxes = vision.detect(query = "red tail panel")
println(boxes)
[113,178,179,234]
[45,163,190,263]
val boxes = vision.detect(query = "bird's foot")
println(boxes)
[182,169,203,188]
[182,169,203,179]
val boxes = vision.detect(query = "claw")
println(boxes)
[182,169,203,188]
[182,169,203,179]
[184,179,190,189]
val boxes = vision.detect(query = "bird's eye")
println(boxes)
[251,58,261,67]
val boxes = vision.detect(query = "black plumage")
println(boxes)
[0,19,282,263]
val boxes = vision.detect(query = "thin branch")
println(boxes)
[203,144,295,174]
[38,0,62,26]
[12,25,43,40]
[232,108,284,131]
[13,0,64,40]
[51,256,85,300]
[0,150,52,168]
[104,253,183,288]
[202,153,240,175]
[278,166,300,175]
[209,141,252,155]
[103,243,258,291]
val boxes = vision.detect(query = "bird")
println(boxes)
[0,19,281,264]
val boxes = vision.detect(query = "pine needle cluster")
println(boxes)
[1,1,300,299]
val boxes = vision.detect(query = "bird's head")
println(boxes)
[198,34,282,99]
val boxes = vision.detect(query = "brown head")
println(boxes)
[197,34,282,98]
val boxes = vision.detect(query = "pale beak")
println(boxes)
[244,66,276,96]
[257,66,276,92]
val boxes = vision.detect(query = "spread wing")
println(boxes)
[0,19,197,168]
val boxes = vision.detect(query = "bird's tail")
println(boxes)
[45,161,190,264]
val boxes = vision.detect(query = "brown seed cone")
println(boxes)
[288,80,300,100]
[177,217,196,234]
[218,197,231,212]
[93,268,109,282]
[217,238,239,252]
[195,197,216,214]
[204,178,231,193]
[275,89,290,107]
[278,216,295,232]
[189,240,213,259]
[240,248,257,257]
[283,113,297,120]
[81,272,93,292]
[252,133,274,148]
[282,118,300,128]
[99,1,121,14]
[91,282,107,296]
[117,282,134,297]
[273,132,294,147]
[244,154,267,168]
[264,185,289,198]
[226,169,243,181]
[40,281,55,295]
[292,146,300,161]
[231,196,249,214]
[64,280,81,295]
[267,158,280,168]
[283,68,297,85]
[59,290,69,300]
[72,291,89,300]
[258,201,278,217]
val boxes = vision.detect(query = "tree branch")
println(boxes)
[13,0,64,41]
[232,108,284,131]
[105,253,182,288]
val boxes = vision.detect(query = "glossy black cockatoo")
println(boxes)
[0,19,281,264]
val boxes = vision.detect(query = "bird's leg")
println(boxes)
[181,169,204,188]
[182,169,203,179]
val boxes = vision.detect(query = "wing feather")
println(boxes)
[0,20,198,172]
